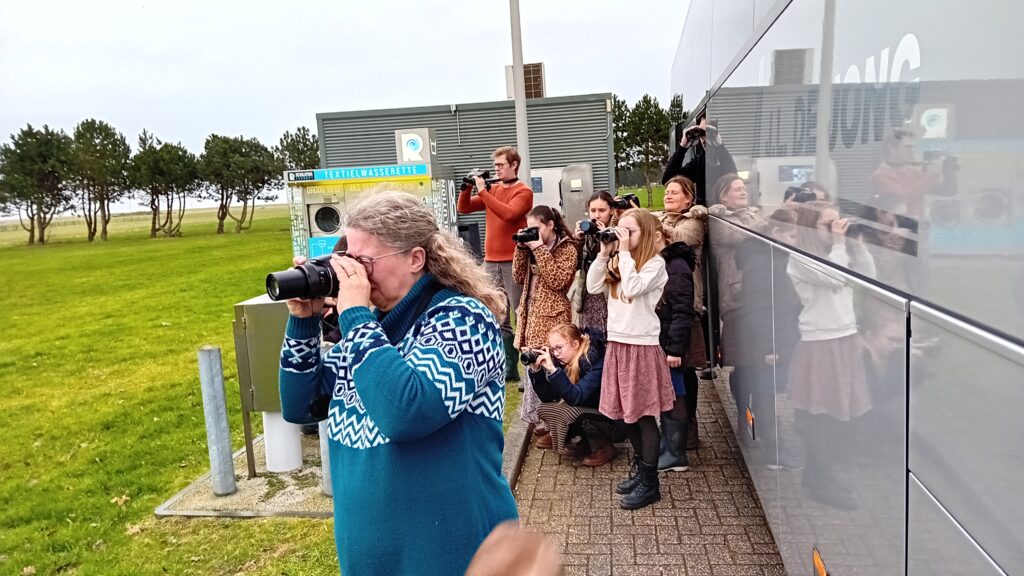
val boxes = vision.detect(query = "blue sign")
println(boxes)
[309,236,341,258]
[286,164,429,183]
[531,176,543,193]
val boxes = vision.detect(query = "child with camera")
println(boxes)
[571,191,617,331]
[586,208,675,510]
[513,205,579,447]
[524,324,619,466]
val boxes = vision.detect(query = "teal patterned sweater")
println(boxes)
[279,275,518,576]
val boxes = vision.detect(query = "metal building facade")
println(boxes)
[316,93,614,248]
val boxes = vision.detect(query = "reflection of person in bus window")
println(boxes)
[870,129,942,218]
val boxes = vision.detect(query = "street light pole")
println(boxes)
[509,0,531,183]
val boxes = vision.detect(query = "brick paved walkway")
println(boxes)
[513,377,787,576]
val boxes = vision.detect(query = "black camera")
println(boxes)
[685,127,706,142]
[266,254,338,301]
[597,228,620,244]
[611,193,639,210]
[512,226,540,244]
[520,349,541,365]
[578,220,600,236]
[461,168,498,192]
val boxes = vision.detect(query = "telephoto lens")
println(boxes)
[578,220,599,236]
[266,254,339,301]
[511,226,540,244]
[520,350,540,365]
[597,228,619,244]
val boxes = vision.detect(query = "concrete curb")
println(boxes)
[502,418,535,492]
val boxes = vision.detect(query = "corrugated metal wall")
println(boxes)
[317,94,614,249]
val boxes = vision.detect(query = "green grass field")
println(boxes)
[0,206,522,576]
[617,185,666,212]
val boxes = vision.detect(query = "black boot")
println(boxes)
[686,418,699,450]
[615,454,642,495]
[502,333,521,389]
[620,460,661,510]
[657,416,689,472]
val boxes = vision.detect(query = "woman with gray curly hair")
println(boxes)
[279,191,518,576]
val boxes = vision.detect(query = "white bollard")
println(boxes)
[318,420,333,497]
[262,411,303,472]
[197,346,237,496]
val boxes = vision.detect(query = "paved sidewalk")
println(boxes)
[513,377,786,576]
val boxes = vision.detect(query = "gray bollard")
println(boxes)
[318,419,333,497]
[198,345,237,496]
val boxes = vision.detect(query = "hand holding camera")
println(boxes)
[576,219,605,240]
[267,253,371,313]
[611,193,639,210]
[461,168,500,194]
[521,348,554,372]
[512,226,541,247]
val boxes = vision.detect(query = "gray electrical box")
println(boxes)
[559,163,594,225]
[232,294,290,412]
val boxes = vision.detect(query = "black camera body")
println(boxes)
[597,228,620,244]
[520,349,541,365]
[612,193,639,210]
[461,168,499,193]
[266,254,338,301]
[578,219,600,236]
[512,226,540,244]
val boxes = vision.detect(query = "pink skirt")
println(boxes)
[600,342,675,424]
[788,334,872,421]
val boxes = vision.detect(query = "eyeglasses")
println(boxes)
[335,249,408,275]
[550,344,566,355]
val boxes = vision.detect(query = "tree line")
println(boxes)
[613,93,688,207]
[0,122,320,245]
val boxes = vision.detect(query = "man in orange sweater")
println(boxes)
[458,145,534,382]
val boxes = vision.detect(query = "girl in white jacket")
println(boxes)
[586,208,674,510]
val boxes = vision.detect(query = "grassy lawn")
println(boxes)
[617,185,666,211]
[0,205,525,575]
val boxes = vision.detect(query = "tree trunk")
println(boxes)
[216,190,230,234]
[170,191,186,236]
[162,195,174,236]
[149,192,160,238]
[20,208,35,245]
[99,198,111,241]
[36,212,47,245]
[245,200,257,230]
[233,200,250,233]
[81,190,98,242]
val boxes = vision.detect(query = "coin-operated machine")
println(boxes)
[528,163,594,224]
[287,166,457,259]
[232,129,458,481]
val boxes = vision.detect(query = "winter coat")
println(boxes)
[513,235,579,349]
[529,328,606,409]
[657,205,708,312]
[733,236,802,367]
[656,242,697,359]
[661,140,738,206]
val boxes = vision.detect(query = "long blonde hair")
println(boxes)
[604,208,663,301]
[549,324,590,383]
[344,191,507,321]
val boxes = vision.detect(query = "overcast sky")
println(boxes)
[1,1,690,155]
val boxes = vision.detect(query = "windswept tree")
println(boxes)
[626,94,671,207]
[200,135,279,234]
[0,124,74,245]
[228,137,278,233]
[274,126,320,172]
[71,119,130,241]
[131,130,166,238]
[612,95,633,186]
[199,134,240,235]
